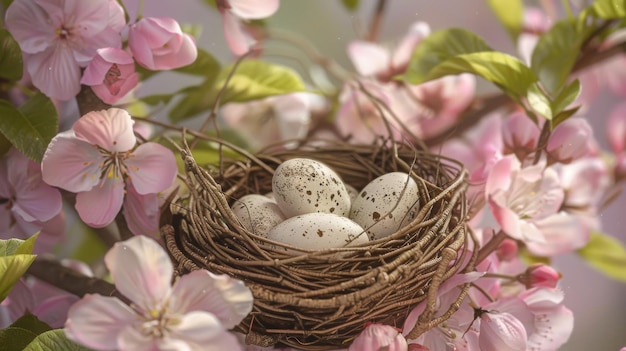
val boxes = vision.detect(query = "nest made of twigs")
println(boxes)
[163,138,475,350]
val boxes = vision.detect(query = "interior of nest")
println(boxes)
[162,138,478,350]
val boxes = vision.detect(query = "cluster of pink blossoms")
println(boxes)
[5,0,197,103]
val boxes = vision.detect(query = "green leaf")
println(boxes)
[589,0,626,19]
[23,329,94,351]
[527,83,553,120]
[0,133,11,157]
[0,233,38,256]
[168,79,215,122]
[0,28,23,81]
[486,0,524,41]
[0,93,58,162]
[341,0,360,11]
[551,79,581,115]
[424,51,537,98]
[174,48,221,77]
[8,313,52,336]
[139,93,176,107]
[530,19,583,95]
[401,28,493,83]
[577,231,626,282]
[0,327,38,351]
[551,106,581,127]
[214,59,306,105]
[0,254,36,302]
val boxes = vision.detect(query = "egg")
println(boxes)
[349,172,420,240]
[272,158,351,217]
[267,212,369,251]
[231,194,286,237]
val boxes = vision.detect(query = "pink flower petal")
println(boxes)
[152,32,198,70]
[123,184,160,236]
[220,9,254,56]
[347,40,390,77]
[104,236,173,313]
[7,150,61,222]
[26,47,81,100]
[34,294,80,329]
[168,311,242,349]
[41,131,104,193]
[170,270,253,329]
[64,294,138,350]
[479,312,527,351]
[73,108,137,152]
[228,0,280,19]
[392,22,430,70]
[349,324,408,351]
[125,142,177,194]
[485,155,517,195]
[4,0,55,54]
[81,47,134,86]
[525,212,588,256]
[520,288,573,350]
[75,178,125,227]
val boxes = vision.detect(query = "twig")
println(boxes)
[366,0,388,42]
[76,85,110,116]
[27,258,127,302]
[476,230,507,264]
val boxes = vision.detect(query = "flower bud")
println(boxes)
[546,117,594,164]
[502,111,541,160]
[519,263,561,289]
[128,17,197,70]
[496,238,519,262]
[80,48,138,105]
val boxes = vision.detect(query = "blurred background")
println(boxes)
[130,1,626,350]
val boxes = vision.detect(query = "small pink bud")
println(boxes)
[502,111,541,160]
[546,117,594,164]
[519,264,561,289]
[496,238,518,262]
[80,48,139,105]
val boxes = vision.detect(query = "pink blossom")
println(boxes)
[221,93,324,150]
[546,117,594,164]
[41,108,177,232]
[517,7,551,64]
[496,238,519,262]
[518,288,574,350]
[476,299,531,351]
[407,74,476,139]
[217,0,280,56]
[65,236,253,351]
[485,156,565,244]
[81,48,139,105]
[128,17,198,70]
[403,272,485,350]
[4,0,125,100]
[350,323,407,351]
[0,149,64,253]
[347,22,430,80]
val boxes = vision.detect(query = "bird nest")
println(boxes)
[163,138,476,350]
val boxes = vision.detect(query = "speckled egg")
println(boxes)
[231,194,286,237]
[267,212,369,251]
[349,172,420,240]
[272,158,351,218]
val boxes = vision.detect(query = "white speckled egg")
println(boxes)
[349,172,420,240]
[272,158,351,217]
[267,212,368,251]
[231,194,286,237]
